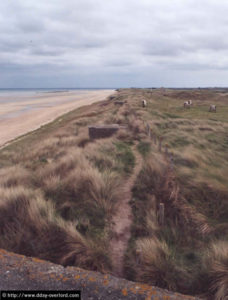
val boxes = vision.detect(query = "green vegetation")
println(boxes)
[137,141,151,157]
[114,141,135,174]
[0,99,120,273]
[0,88,227,299]
[123,88,228,300]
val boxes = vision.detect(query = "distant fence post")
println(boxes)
[164,144,169,156]
[135,249,142,265]
[158,203,165,226]
[169,152,174,170]
[146,123,150,136]
[158,137,163,152]
[154,134,157,144]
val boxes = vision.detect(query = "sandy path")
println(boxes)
[0,90,114,147]
[110,145,143,277]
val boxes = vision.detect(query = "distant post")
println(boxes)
[146,123,150,136]
[135,249,142,265]
[158,203,165,226]
[164,144,169,156]
[158,137,163,152]
[169,152,174,170]
[153,134,157,145]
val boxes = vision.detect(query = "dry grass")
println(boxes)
[29,144,125,239]
[0,99,128,273]
[203,241,228,300]
[0,186,110,272]
[0,88,227,299]
[116,128,134,143]
[135,237,190,291]
[128,115,146,138]
[121,88,228,299]
[0,165,31,188]
[59,166,121,215]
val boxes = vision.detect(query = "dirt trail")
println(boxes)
[110,145,143,277]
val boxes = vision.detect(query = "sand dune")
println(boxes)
[0,90,114,147]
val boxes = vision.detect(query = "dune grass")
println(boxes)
[0,94,141,275]
[0,88,227,299]
[0,97,126,273]
[121,88,228,299]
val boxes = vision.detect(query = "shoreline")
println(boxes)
[0,89,114,148]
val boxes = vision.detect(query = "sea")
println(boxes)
[0,88,111,102]
[0,88,113,120]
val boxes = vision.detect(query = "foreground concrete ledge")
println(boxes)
[0,249,201,300]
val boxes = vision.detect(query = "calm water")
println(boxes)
[0,88,113,120]
[0,88,109,103]
[0,88,113,93]
[0,88,108,98]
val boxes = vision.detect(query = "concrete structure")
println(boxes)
[108,95,116,101]
[88,124,122,139]
[114,101,125,105]
[0,249,201,300]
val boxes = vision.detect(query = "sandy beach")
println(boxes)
[0,89,114,147]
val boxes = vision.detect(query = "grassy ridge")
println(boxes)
[121,88,228,299]
[0,95,142,274]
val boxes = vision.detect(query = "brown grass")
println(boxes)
[0,101,126,273]
[135,237,190,291]
[0,165,31,188]
[120,88,228,299]
[0,88,227,299]
[204,241,228,300]
[0,186,110,272]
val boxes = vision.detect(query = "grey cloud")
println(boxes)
[0,39,26,53]
[17,19,45,33]
[29,46,65,57]
[1,0,228,87]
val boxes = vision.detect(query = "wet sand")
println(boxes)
[0,90,114,147]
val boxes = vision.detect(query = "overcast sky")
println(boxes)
[1,0,228,88]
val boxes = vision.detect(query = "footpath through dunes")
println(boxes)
[110,145,143,277]
[0,87,227,299]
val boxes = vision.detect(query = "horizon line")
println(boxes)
[1,86,228,90]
